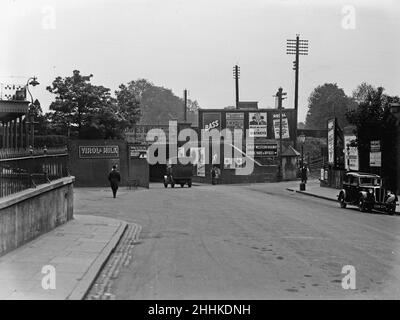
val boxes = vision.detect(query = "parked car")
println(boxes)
[338,172,398,214]
[163,157,193,188]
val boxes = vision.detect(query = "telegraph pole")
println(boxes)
[183,89,188,122]
[286,35,309,149]
[233,65,240,109]
[276,87,287,181]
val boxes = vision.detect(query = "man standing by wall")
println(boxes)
[108,165,121,198]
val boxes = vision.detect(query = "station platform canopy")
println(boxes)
[0,100,30,122]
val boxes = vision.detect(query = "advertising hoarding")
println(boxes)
[224,157,244,169]
[246,143,278,157]
[249,112,267,137]
[129,145,147,159]
[203,113,221,132]
[226,113,244,132]
[327,119,335,165]
[272,112,290,139]
[370,152,381,167]
[79,146,119,159]
[344,135,359,171]
[190,147,206,177]
[369,140,381,167]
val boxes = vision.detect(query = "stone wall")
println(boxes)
[0,177,74,256]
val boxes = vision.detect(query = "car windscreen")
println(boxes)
[359,177,381,186]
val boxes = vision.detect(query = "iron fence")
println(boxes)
[0,151,69,198]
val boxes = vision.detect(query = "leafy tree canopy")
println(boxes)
[305,83,356,130]
[46,70,141,139]
[125,79,199,125]
[346,85,399,150]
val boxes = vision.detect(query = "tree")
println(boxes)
[125,79,200,125]
[346,86,399,189]
[46,70,141,139]
[29,99,50,136]
[352,82,376,104]
[305,83,356,130]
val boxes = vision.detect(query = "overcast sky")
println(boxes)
[1,0,399,122]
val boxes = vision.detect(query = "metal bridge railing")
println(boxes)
[0,151,69,198]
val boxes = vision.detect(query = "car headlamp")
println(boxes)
[368,189,373,194]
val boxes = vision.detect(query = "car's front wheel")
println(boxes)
[387,205,396,215]
[339,193,347,208]
[358,198,367,212]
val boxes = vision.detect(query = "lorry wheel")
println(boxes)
[171,183,175,188]
[180,183,184,188]
[188,181,192,188]
[164,183,168,188]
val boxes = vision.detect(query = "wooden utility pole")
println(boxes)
[233,65,240,109]
[183,89,188,122]
[287,35,309,149]
[276,87,287,181]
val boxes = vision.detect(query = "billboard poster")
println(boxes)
[344,135,359,171]
[203,113,221,132]
[370,140,381,152]
[272,113,290,139]
[224,157,244,169]
[130,145,147,159]
[370,141,381,167]
[246,143,278,157]
[327,119,335,165]
[79,145,119,159]
[190,147,206,176]
[249,112,267,137]
[370,152,381,167]
[226,113,244,132]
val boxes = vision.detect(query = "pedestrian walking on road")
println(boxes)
[108,165,121,198]
[211,166,217,185]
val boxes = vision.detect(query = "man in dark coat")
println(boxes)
[301,164,309,184]
[108,165,121,198]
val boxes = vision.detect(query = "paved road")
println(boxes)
[75,182,400,299]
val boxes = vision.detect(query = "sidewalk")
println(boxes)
[286,179,338,202]
[0,215,129,300]
[287,179,400,213]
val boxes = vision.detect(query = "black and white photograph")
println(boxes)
[0,0,400,308]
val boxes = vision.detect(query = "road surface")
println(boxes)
[75,182,400,299]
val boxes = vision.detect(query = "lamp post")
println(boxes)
[298,134,306,167]
[25,77,40,148]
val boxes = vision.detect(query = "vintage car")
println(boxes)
[338,172,398,214]
[163,157,193,188]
